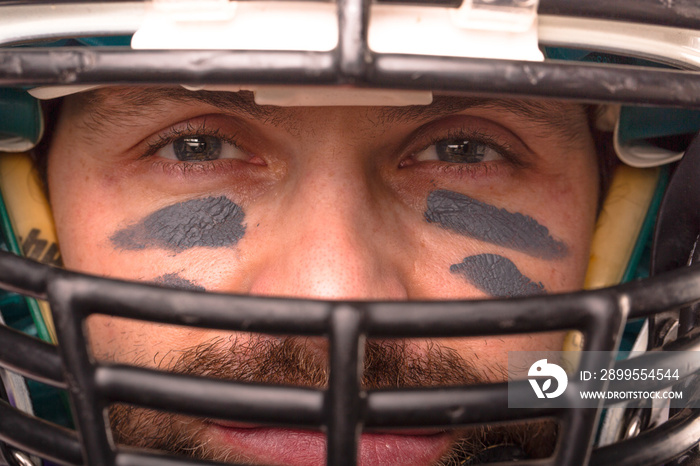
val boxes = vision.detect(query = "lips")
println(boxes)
[207,422,456,466]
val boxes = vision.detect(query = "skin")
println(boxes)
[425,189,568,260]
[47,87,600,465]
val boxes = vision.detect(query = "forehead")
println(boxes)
[62,86,592,142]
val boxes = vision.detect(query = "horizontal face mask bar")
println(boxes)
[1,249,700,465]
[537,0,700,30]
[42,261,629,466]
[4,49,700,109]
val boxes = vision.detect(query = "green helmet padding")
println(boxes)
[546,47,700,148]
[0,88,42,151]
[0,36,132,152]
[618,106,700,144]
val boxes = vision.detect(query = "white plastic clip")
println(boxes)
[451,0,538,33]
[132,0,337,51]
[369,0,542,61]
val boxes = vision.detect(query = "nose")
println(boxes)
[246,155,408,301]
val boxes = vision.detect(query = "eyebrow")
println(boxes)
[75,86,589,143]
[378,96,591,144]
[76,87,272,130]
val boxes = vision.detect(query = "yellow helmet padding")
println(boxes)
[0,153,59,343]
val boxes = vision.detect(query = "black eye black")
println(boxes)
[435,139,491,164]
[173,135,222,161]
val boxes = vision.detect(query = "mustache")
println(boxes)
[161,336,491,390]
[109,336,556,463]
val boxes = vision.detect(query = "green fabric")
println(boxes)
[0,88,42,149]
[0,36,132,151]
[545,47,700,141]
[618,106,700,143]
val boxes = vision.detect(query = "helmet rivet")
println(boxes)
[11,451,33,466]
[625,418,642,439]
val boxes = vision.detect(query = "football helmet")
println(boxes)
[0,1,700,465]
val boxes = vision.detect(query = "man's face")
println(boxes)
[47,87,599,465]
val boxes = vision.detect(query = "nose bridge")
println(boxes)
[248,149,407,300]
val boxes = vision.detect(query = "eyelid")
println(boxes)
[140,119,244,161]
[406,122,529,169]
[421,129,509,156]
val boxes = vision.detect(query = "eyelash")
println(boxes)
[407,128,525,169]
[450,129,511,158]
[139,121,525,180]
[140,123,242,161]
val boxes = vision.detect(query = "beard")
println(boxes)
[108,336,556,464]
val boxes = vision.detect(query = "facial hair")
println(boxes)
[108,336,556,464]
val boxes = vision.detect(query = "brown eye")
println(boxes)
[415,138,503,164]
[173,135,222,161]
[156,134,248,162]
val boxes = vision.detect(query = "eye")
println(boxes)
[155,134,248,162]
[414,138,503,164]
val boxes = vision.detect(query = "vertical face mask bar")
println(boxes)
[48,275,115,466]
[325,0,369,461]
[0,253,689,465]
[47,270,336,466]
[0,250,81,465]
[43,267,628,466]
[364,293,627,465]
[337,0,370,80]
[2,5,700,466]
[327,305,365,466]
[556,294,628,465]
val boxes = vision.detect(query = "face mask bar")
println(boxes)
[1,1,700,465]
[4,49,700,110]
[538,0,700,30]
[0,247,699,466]
[1,0,700,106]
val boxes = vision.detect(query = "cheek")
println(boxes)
[49,182,144,277]
[407,191,595,300]
[48,148,246,282]
[398,136,599,299]
[435,332,566,381]
[86,315,225,367]
[49,171,114,274]
[536,156,599,290]
[48,131,125,274]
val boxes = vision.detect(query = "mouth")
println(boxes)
[207,421,457,466]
